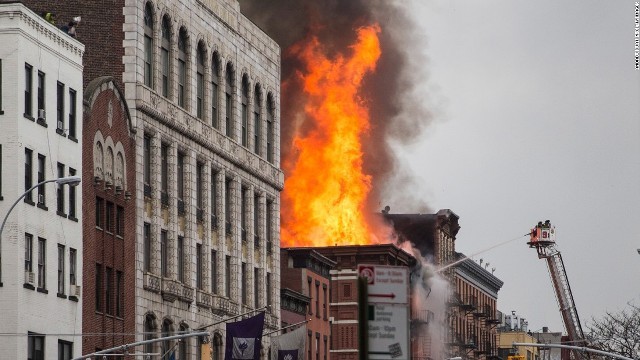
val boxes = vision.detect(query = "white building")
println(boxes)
[0,3,84,359]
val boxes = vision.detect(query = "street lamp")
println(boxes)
[0,176,81,285]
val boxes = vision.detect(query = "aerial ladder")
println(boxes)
[528,220,588,359]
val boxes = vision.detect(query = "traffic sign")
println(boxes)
[357,264,409,305]
[368,304,409,360]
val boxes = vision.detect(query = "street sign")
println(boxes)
[357,264,409,305]
[368,304,409,360]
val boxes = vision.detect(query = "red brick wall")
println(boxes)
[82,78,136,355]
[20,1,126,90]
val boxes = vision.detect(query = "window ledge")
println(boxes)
[24,113,35,121]
[68,135,78,143]
[37,203,48,211]
[23,283,35,290]
[68,216,78,222]
[56,128,67,137]
[0,110,4,115]
[36,118,48,127]
[57,210,67,218]
[57,293,67,299]
[36,287,48,294]
[68,295,79,302]
[24,199,35,206]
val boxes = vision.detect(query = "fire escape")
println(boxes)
[449,290,501,360]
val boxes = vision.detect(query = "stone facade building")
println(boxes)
[20,0,283,358]
[0,3,84,358]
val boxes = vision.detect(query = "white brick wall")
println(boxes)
[0,3,84,359]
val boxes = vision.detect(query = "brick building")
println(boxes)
[19,0,283,358]
[280,248,336,360]
[450,252,503,360]
[0,3,84,358]
[312,244,416,360]
[82,76,137,355]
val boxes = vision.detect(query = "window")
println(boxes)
[37,154,45,207]
[25,148,33,203]
[315,282,320,317]
[254,267,259,307]
[105,267,113,315]
[144,315,156,357]
[253,86,261,154]
[241,77,249,147]
[25,233,33,273]
[267,95,275,163]
[69,248,77,286]
[37,71,45,116]
[211,170,218,228]
[196,44,205,119]
[308,332,312,360]
[177,236,185,283]
[68,168,76,218]
[57,163,65,215]
[323,284,327,319]
[106,201,114,233]
[0,144,2,200]
[179,324,188,360]
[24,64,33,118]
[68,89,77,139]
[95,263,102,311]
[225,256,231,297]
[241,187,247,241]
[323,336,328,360]
[266,199,273,253]
[177,28,187,108]
[266,272,272,310]
[160,143,168,204]
[196,162,203,216]
[58,340,73,360]
[253,194,260,248]
[57,244,65,295]
[143,2,154,88]
[224,178,232,233]
[37,238,46,289]
[116,206,124,237]
[308,277,312,315]
[211,55,220,128]
[143,134,151,196]
[162,320,173,357]
[211,250,217,294]
[177,152,185,214]
[225,64,233,137]
[96,197,104,228]
[56,82,64,132]
[196,243,202,289]
[161,230,168,278]
[143,223,151,272]
[161,16,171,98]
[28,333,45,360]
[241,262,247,304]
[116,271,123,317]
[0,59,3,113]
[316,334,320,360]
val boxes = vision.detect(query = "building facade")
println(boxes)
[82,76,137,355]
[19,0,283,357]
[0,3,84,358]
[450,252,503,360]
[281,248,336,360]
[312,244,416,360]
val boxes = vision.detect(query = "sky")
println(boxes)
[393,0,640,333]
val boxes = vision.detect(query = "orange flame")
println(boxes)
[281,24,382,247]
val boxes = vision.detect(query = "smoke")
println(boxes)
[397,240,450,360]
[239,0,434,212]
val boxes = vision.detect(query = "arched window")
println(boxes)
[211,53,220,129]
[241,75,249,147]
[94,141,104,179]
[115,151,124,189]
[253,85,262,155]
[177,28,188,108]
[161,319,173,358]
[196,42,206,120]
[143,2,154,87]
[144,314,157,357]
[225,63,234,138]
[212,333,223,360]
[161,15,171,98]
[179,323,189,360]
[105,146,114,185]
[266,94,275,163]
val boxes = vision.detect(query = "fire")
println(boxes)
[281,25,382,247]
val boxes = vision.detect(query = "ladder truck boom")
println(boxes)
[528,221,587,358]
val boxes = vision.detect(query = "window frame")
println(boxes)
[57,244,65,295]
[196,243,203,289]
[161,16,171,98]
[25,148,33,204]
[68,168,77,219]
[225,64,234,138]
[241,77,249,147]
[37,154,46,207]
[196,44,205,119]
[177,28,188,108]
[143,2,154,88]
[24,63,33,118]
[68,89,77,139]
[37,237,46,290]
[56,163,65,215]
[143,222,151,272]
[211,55,220,128]
[161,230,168,278]
[253,86,261,154]
[56,81,64,133]
[25,233,33,273]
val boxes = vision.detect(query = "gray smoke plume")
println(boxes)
[239,0,434,212]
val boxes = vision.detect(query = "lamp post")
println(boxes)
[0,176,81,285]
